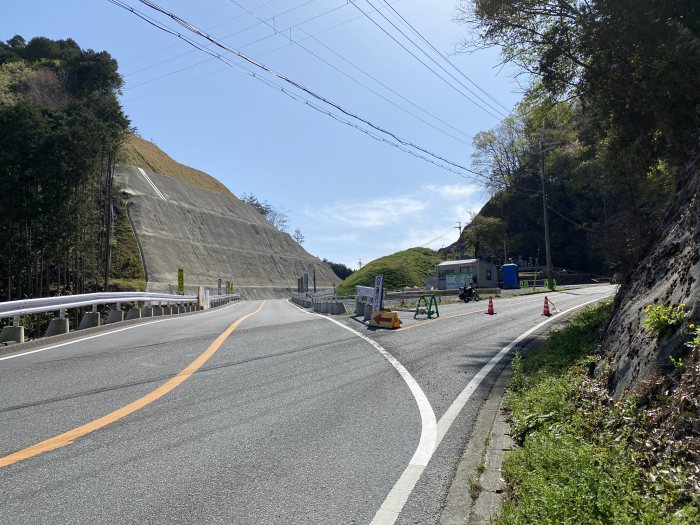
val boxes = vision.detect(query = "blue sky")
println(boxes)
[3,1,521,270]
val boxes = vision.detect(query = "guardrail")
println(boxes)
[0,291,241,344]
[0,292,197,320]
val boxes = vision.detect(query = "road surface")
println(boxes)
[0,284,615,524]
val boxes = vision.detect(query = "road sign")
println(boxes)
[372,274,384,312]
[178,268,184,295]
[370,310,401,329]
[217,278,222,296]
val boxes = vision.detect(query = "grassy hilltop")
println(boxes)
[336,248,442,296]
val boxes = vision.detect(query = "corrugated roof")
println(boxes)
[436,259,479,266]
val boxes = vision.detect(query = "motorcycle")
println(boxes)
[458,284,481,302]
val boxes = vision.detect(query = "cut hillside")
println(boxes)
[336,248,442,296]
[114,141,338,299]
[117,134,234,198]
[597,146,700,397]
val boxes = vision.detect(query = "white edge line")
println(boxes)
[289,292,613,524]
[435,293,614,445]
[0,301,245,362]
[285,300,437,524]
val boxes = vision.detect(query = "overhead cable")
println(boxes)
[379,0,512,114]
[347,0,507,120]
[108,0,485,179]
[229,0,472,146]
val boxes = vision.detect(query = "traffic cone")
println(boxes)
[485,296,496,315]
[542,296,551,316]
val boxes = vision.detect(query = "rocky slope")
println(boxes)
[597,148,700,397]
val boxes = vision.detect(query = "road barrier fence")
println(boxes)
[0,291,240,344]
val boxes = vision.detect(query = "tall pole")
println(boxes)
[455,221,463,259]
[540,131,554,290]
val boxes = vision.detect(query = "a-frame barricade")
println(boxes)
[414,295,439,319]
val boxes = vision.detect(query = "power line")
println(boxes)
[109,0,485,179]
[123,0,323,77]
[229,0,472,147]
[253,0,474,143]
[421,227,457,248]
[347,0,507,120]
[379,0,512,114]
[120,0,285,67]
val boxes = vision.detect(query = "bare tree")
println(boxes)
[292,228,304,244]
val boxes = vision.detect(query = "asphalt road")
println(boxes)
[0,284,615,524]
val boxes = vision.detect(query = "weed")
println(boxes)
[510,351,525,392]
[496,300,698,524]
[476,461,486,475]
[642,303,686,336]
[686,323,700,350]
[469,478,482,500]
[669,354,686,373]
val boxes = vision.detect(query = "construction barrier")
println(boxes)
[414,295,439,319]
[369,310,402,329]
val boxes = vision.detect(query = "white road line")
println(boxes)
[290,291,613,524]
[286,301,437,523]
[435,293,613,445]
[137,167,167,201]
[0,301,245,362]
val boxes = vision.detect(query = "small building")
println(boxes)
[435,258,498,290]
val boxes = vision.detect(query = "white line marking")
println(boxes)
[0,301,245,362]
[137,167,167,201]
[286,301,437,523]
[435,293,613,445]
[290,291,613,524]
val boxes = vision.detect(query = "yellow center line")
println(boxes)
[0,301,266,468]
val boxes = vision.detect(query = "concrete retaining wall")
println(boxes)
[116,165,339,299]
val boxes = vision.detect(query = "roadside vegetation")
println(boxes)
[335,247,442,296]
[497,302,699,524]
[448,0,699,276]
[0,35,129,299]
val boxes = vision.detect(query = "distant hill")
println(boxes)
[117,134,234,198]
[336,248,442,296]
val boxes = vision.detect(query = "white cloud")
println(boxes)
[307,196,427,228]
[424,183,481,200]
[315,233,360,243]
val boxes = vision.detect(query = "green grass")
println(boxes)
[336,247,442,296]
[117,134,235,198]
[497,301,699,525]
[109,191,146,291]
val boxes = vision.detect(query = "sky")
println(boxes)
[3,0,522,270]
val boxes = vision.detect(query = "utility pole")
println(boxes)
[455,221,463,259]
[540,131,555,291]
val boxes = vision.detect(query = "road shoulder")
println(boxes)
[439,313,583,525]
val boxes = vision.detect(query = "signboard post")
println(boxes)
[303,273,309,292]
[178,267,184,295]
[217,277,222,296]
[372,274,384,312]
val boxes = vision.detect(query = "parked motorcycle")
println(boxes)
[458,284,481,302]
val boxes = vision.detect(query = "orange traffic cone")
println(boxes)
[542,296,551,316]
[485,296,496,315]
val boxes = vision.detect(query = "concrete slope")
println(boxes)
[115,165,338,298]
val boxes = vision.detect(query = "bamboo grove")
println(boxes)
[0,36,130,301]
